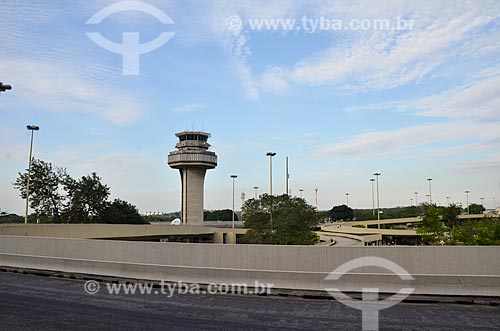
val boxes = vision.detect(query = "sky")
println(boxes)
[1,0,499,214]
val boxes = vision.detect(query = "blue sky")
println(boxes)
[1,0,499,214]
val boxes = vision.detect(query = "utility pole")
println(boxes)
[370,179,375,216]
[230,175,237,229]
[315,188,318,210]
[285,156,289,195]
[25,125,40,224]
[374,173,381,230]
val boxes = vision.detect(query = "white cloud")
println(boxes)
[172,103,206,113]
[259,66,290,93]
[188,0,303,100]
[317,121,500,160]
[414,75,500,121]
[458,152,500,173]
[0,59,144,125]
[342,73,500,121]
[289,11,494,91]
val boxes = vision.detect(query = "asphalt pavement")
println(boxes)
[0,271,499,331]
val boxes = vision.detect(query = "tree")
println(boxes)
[204,209,238,222]
[64,172,110,223]
[468,203,485,215]
[448,218,500,245]
[330,205,354,221]
[13,158,144,225]
[242,194,318,245]
[416,206,448,245]
[0,211,23,224]
[100,199,147,224]
[440,204,462,227]
[13,159,70,223]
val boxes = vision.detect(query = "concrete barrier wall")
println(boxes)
[1,236,499,296]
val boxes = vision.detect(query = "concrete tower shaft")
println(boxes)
[167,131,217,226]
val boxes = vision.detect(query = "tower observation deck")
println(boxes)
[167,131,217,226]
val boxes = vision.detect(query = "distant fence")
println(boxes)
[1,235,499,297]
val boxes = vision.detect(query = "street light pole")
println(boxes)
[345,193,349,206]
[25,125,40,224]
[315,188,318,210]
[465,190,470,215]
[427,178,433,205]
[230,175,237,229]
[285,156,289,195]
[266,152,276,195]
[370,179,375,216]
[414,192,418,207]
[373,173,381,230]
[299,189,304,199]
[480,197,484,207]
[410,198,413,206]
[266,152,276,232]
[446,196,450,206]
[253,186,259,199]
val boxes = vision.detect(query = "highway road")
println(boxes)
[0,271,499,330]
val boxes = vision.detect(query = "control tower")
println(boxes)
[167,131,217,226]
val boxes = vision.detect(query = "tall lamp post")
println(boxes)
[266,152,276,232]
[266,152,276,195]
[299,189,304,199]
[427,178,433,205]
[446,196,450,206]
[465,190,470,215]
[253,186,259,199]
[373,173,381,230]
[25,125,40,224]
[230,175,237,229]
[414,192,418,207]
[410,198,413,206]
[345,193,349,206]
[370,178,375,216]
[480,197,484,207]
[285,156,289,195]
[315,188,318,210]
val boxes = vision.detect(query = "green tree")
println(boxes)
[13,159,70,223]
[440,203,462,227]
[100,199,147,224]
[416,206,448,244]
[242,194,318,245]
[64,172,110,223]
[448,219,500,245]
[468,203,485,215]
[0,211,23,224]
[204,209,238,222]
[330,205,354,221]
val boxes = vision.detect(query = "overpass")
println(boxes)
[0,223,246,244]
[319,214,492,246]
[0,226,499,300]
